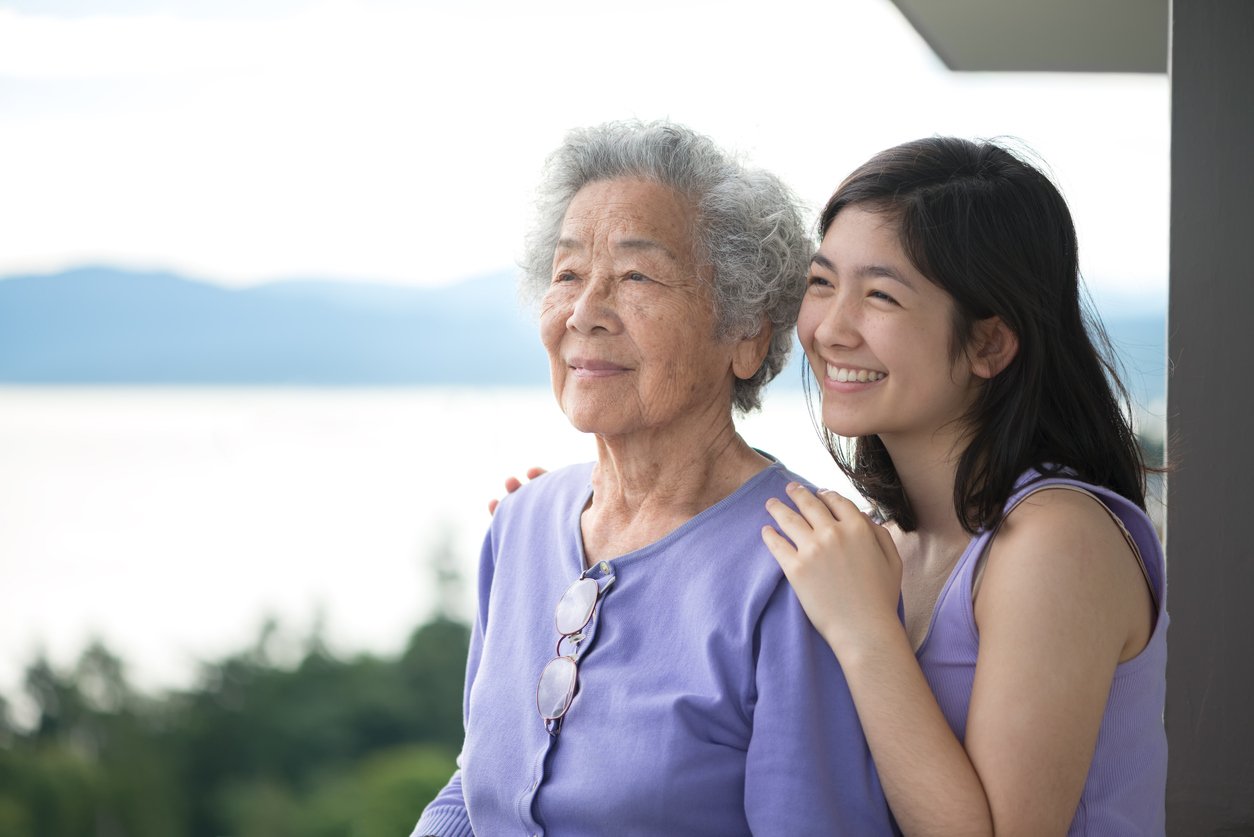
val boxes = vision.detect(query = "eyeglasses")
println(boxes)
[536,564,613,734]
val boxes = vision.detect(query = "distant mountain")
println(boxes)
[0,266,1166,407]
[0,266,550,386]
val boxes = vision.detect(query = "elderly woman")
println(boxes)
[412,121,893,836]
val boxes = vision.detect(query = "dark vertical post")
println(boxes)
[1166,1,1254,833]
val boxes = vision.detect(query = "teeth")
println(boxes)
[826,365,885,383]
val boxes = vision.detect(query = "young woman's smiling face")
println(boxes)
[797,206,985,445]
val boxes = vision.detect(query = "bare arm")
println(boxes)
[962,489,1151,832]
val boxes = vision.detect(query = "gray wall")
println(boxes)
[1166,1,1254,833]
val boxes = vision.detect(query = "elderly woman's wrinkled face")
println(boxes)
[540,178,751,441]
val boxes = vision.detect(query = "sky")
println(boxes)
[0,0,1169,309]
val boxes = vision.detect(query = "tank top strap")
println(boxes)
[918,471,1165,658]
[935,472,1048,620]
[977,475,1164,612]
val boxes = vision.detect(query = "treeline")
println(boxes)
[0,616,469,837]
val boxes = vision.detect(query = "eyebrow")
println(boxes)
[859,263,915,289]
[810,253,915,290]
[811,253,836,272]
[616,238,677,259]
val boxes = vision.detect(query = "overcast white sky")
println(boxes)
[0,0,1169,305]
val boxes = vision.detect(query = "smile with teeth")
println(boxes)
[826,365,886,383]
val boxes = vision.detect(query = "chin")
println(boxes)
[562,407,627,437]
[566,418,607,436]
[820,411,879,441]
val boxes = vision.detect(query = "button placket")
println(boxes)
[526,561,618,833]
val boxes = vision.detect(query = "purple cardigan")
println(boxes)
[916,472,1168,835]
[413,461,894,836]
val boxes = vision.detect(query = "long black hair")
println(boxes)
[815,137,1146,533]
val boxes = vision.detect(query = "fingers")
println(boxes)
[760,523,798,564]
[506,468,547,495]
[780,483,869,531]
[773,483,891,558]
[810,486,885,543]
[764,496,815,545]
[489,468,550,517]
[783,482,840,524]
[766,483,868,542]
[492,471,536,517]
[815,487,861,519]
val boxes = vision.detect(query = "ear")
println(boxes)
[968,316,1019,379]
[732,320,773,381]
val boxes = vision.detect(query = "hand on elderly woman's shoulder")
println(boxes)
[487,467,548,515]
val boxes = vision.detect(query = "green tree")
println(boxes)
[0,571,470,835]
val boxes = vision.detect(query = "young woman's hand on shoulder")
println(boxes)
[762,483,904,658]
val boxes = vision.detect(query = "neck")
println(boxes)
[879,426,972,548]
[592,413,764,518]
[581,406,769,563]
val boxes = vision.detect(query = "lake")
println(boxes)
[0,385,855,710]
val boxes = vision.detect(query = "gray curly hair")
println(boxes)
[520,120,812,413]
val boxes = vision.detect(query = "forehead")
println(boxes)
[820,206,904,255]
[559,178,696,251]
[817,206,956,303]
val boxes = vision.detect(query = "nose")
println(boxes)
[567,273,621,335]
[812,289,861,349]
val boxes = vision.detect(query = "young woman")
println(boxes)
[761,137,1166,835]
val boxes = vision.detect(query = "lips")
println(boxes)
[569,357,630,376]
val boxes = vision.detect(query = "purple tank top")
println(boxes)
[915,472,1167,835]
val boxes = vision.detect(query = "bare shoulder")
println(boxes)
[979,486,1152,660]
[993,486,1132,567]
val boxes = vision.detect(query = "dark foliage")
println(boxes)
[0,619,470,837]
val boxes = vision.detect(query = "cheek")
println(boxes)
[795,299,822,349]
[538,299,567,354]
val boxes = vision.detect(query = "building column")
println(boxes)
[1165,1,1254,833]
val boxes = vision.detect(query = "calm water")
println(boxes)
[0,386,852,704]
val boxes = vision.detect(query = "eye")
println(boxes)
[869,289,898,304]
[554,270,578,283]
[626,271,650,282]
[807,274,832,289]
